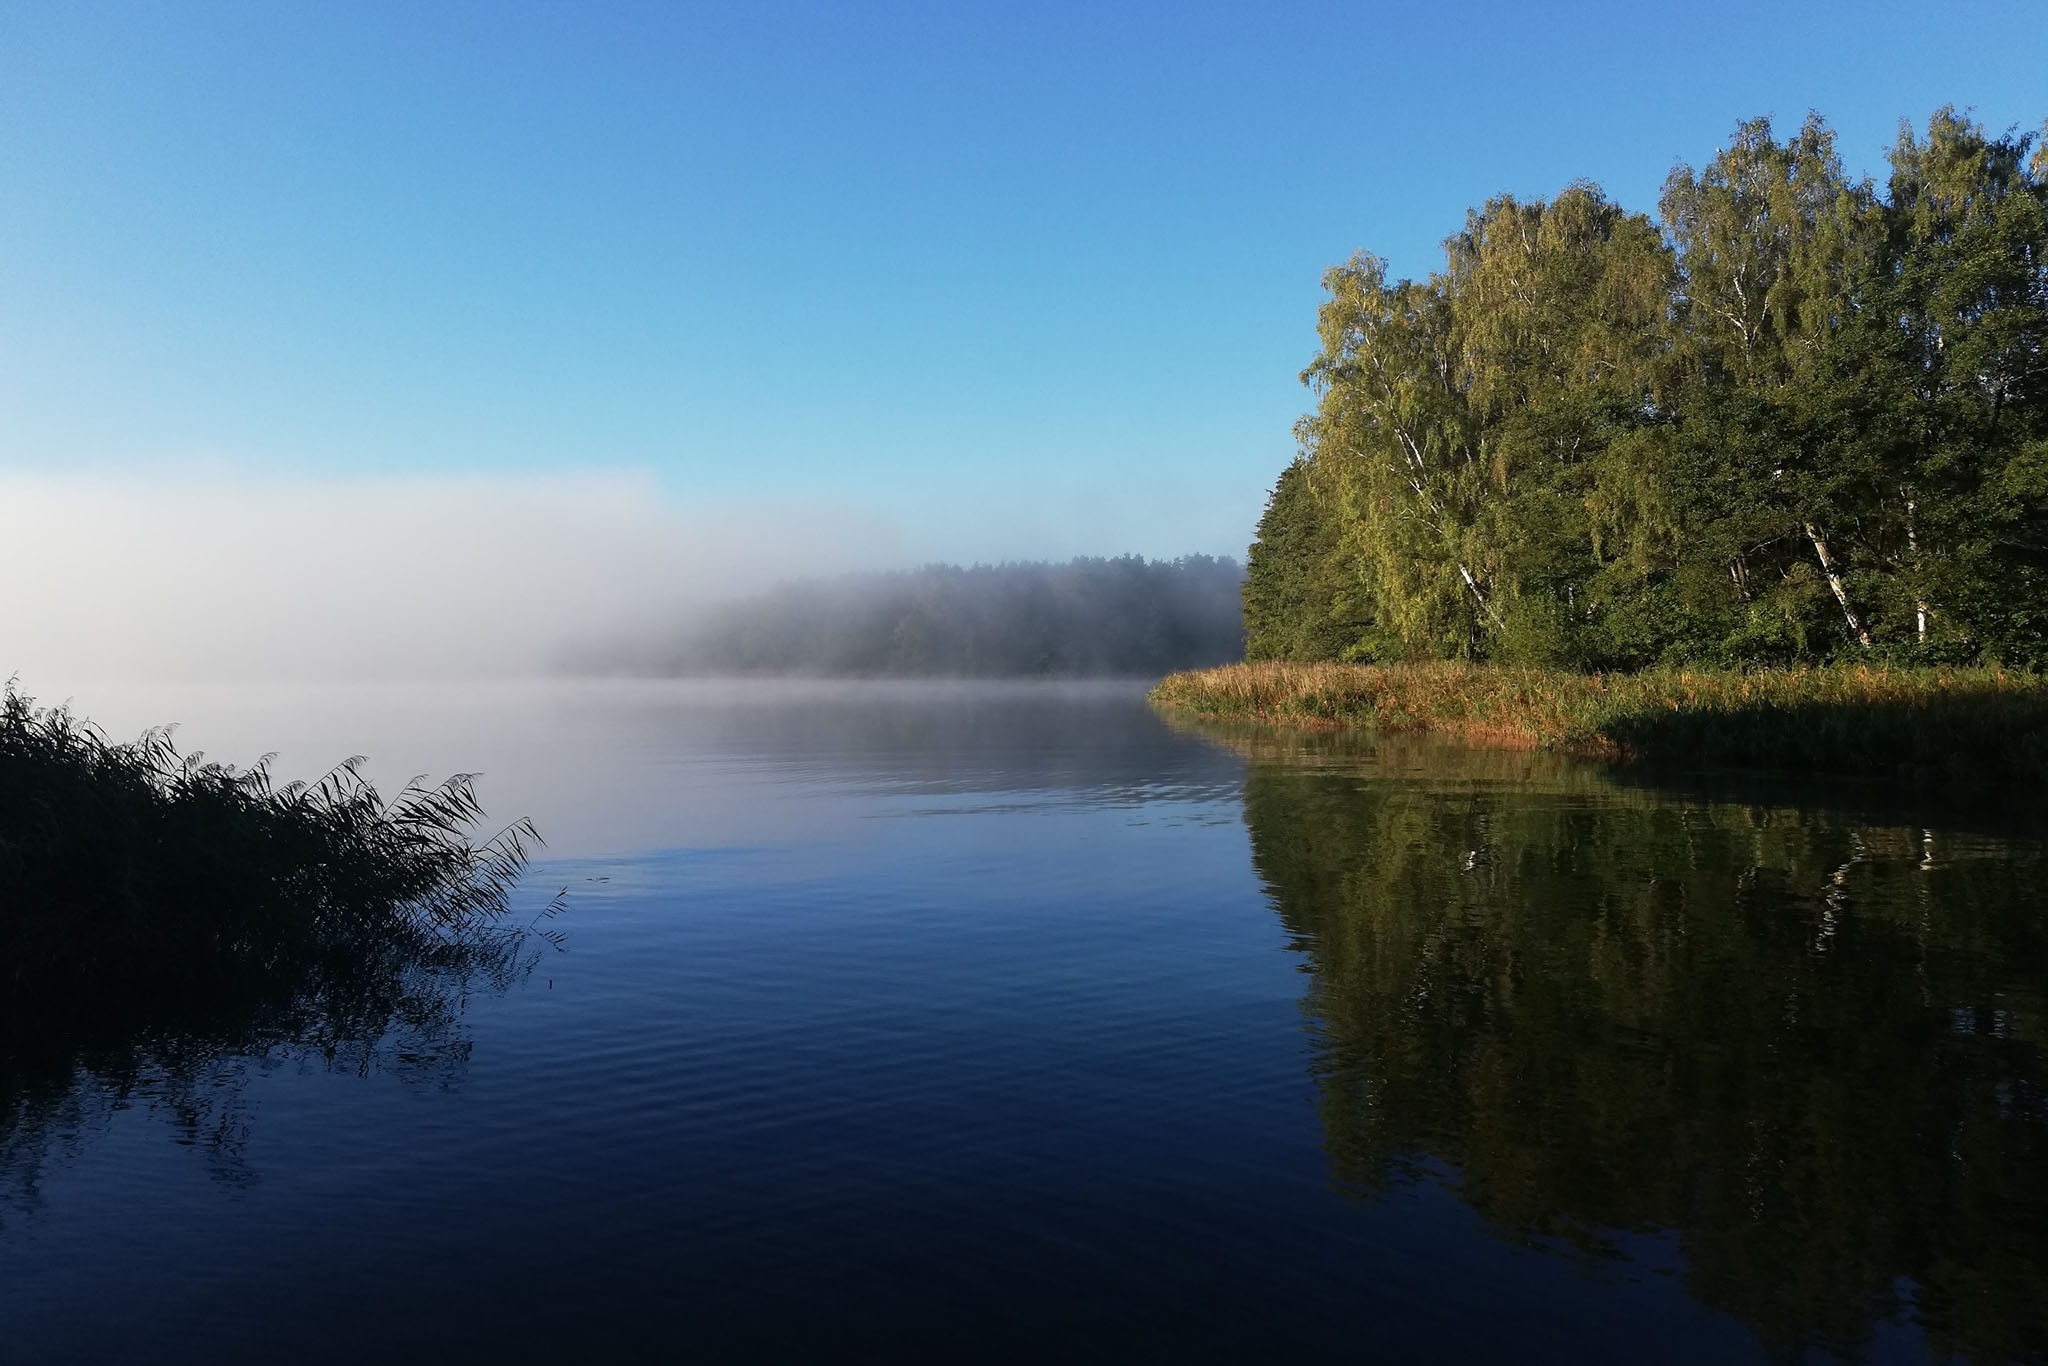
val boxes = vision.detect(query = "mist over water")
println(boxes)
[0,473,1257,692]
[0,472,905,688]
[5,2,2041,1357]
[39,677,1183,859]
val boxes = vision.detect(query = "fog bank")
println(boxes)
[0,472,904,686]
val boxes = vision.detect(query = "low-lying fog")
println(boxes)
[0,471,906,690]
[29,677,1214,859]
[1,472,1248,694]
[0,473,1248,847]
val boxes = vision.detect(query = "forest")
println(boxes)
[1244,108,2048,669]
[652,555,1245,677]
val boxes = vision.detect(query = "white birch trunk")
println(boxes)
[1906,498,1928,644]
[1805,522,1873,648]
[1457,561,1506,632]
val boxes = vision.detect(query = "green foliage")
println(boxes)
[663,555,1244,677]
[1248,108,2048,668]
[1242,461,1373,660]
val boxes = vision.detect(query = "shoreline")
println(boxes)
[1148,661,2048,785]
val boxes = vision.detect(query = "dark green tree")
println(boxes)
[1242,460,1373,660]
[1872,109,2048,663]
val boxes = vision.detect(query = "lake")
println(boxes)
[2,680,2043,1362]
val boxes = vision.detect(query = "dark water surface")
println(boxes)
[3,682,2044,1362]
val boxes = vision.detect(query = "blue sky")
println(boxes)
[1,0,2041,563]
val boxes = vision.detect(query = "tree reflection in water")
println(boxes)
[1232,729,2048,1363]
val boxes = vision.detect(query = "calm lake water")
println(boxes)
[3,680,2044,1363]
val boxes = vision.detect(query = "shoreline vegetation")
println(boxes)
[1205,105,2048,782]
[0,683,548,1007]
[0,681,556,1179]
[1150,661,2048,784]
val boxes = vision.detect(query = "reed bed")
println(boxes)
[0,683,545,1000]
[1150,661,2048,783]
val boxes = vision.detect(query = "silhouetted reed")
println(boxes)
[0,682,543,1002]
[0,682,556,1190]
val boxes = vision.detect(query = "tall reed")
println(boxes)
[0,682,545,999]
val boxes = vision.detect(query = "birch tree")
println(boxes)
[1876,110,2048,662]
[1245,106,2048,669]
[1660,115,1889,649]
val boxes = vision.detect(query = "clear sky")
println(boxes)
[1,0,2041,566]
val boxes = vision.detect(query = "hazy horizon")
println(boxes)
[0,469,1251,686]
[4,2,2039,685]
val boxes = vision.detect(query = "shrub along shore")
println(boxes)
[1149,662,2048,784]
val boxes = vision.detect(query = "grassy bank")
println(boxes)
[1149,662,2048,784]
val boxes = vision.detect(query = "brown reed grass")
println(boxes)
[1149,661,2048,783]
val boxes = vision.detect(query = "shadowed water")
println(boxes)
[1,681,2042,1362]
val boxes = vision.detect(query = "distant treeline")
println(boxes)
[657,555,1244,677]
[1247,108,2048,669]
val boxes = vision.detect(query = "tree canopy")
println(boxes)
[1246,109,2048,669]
